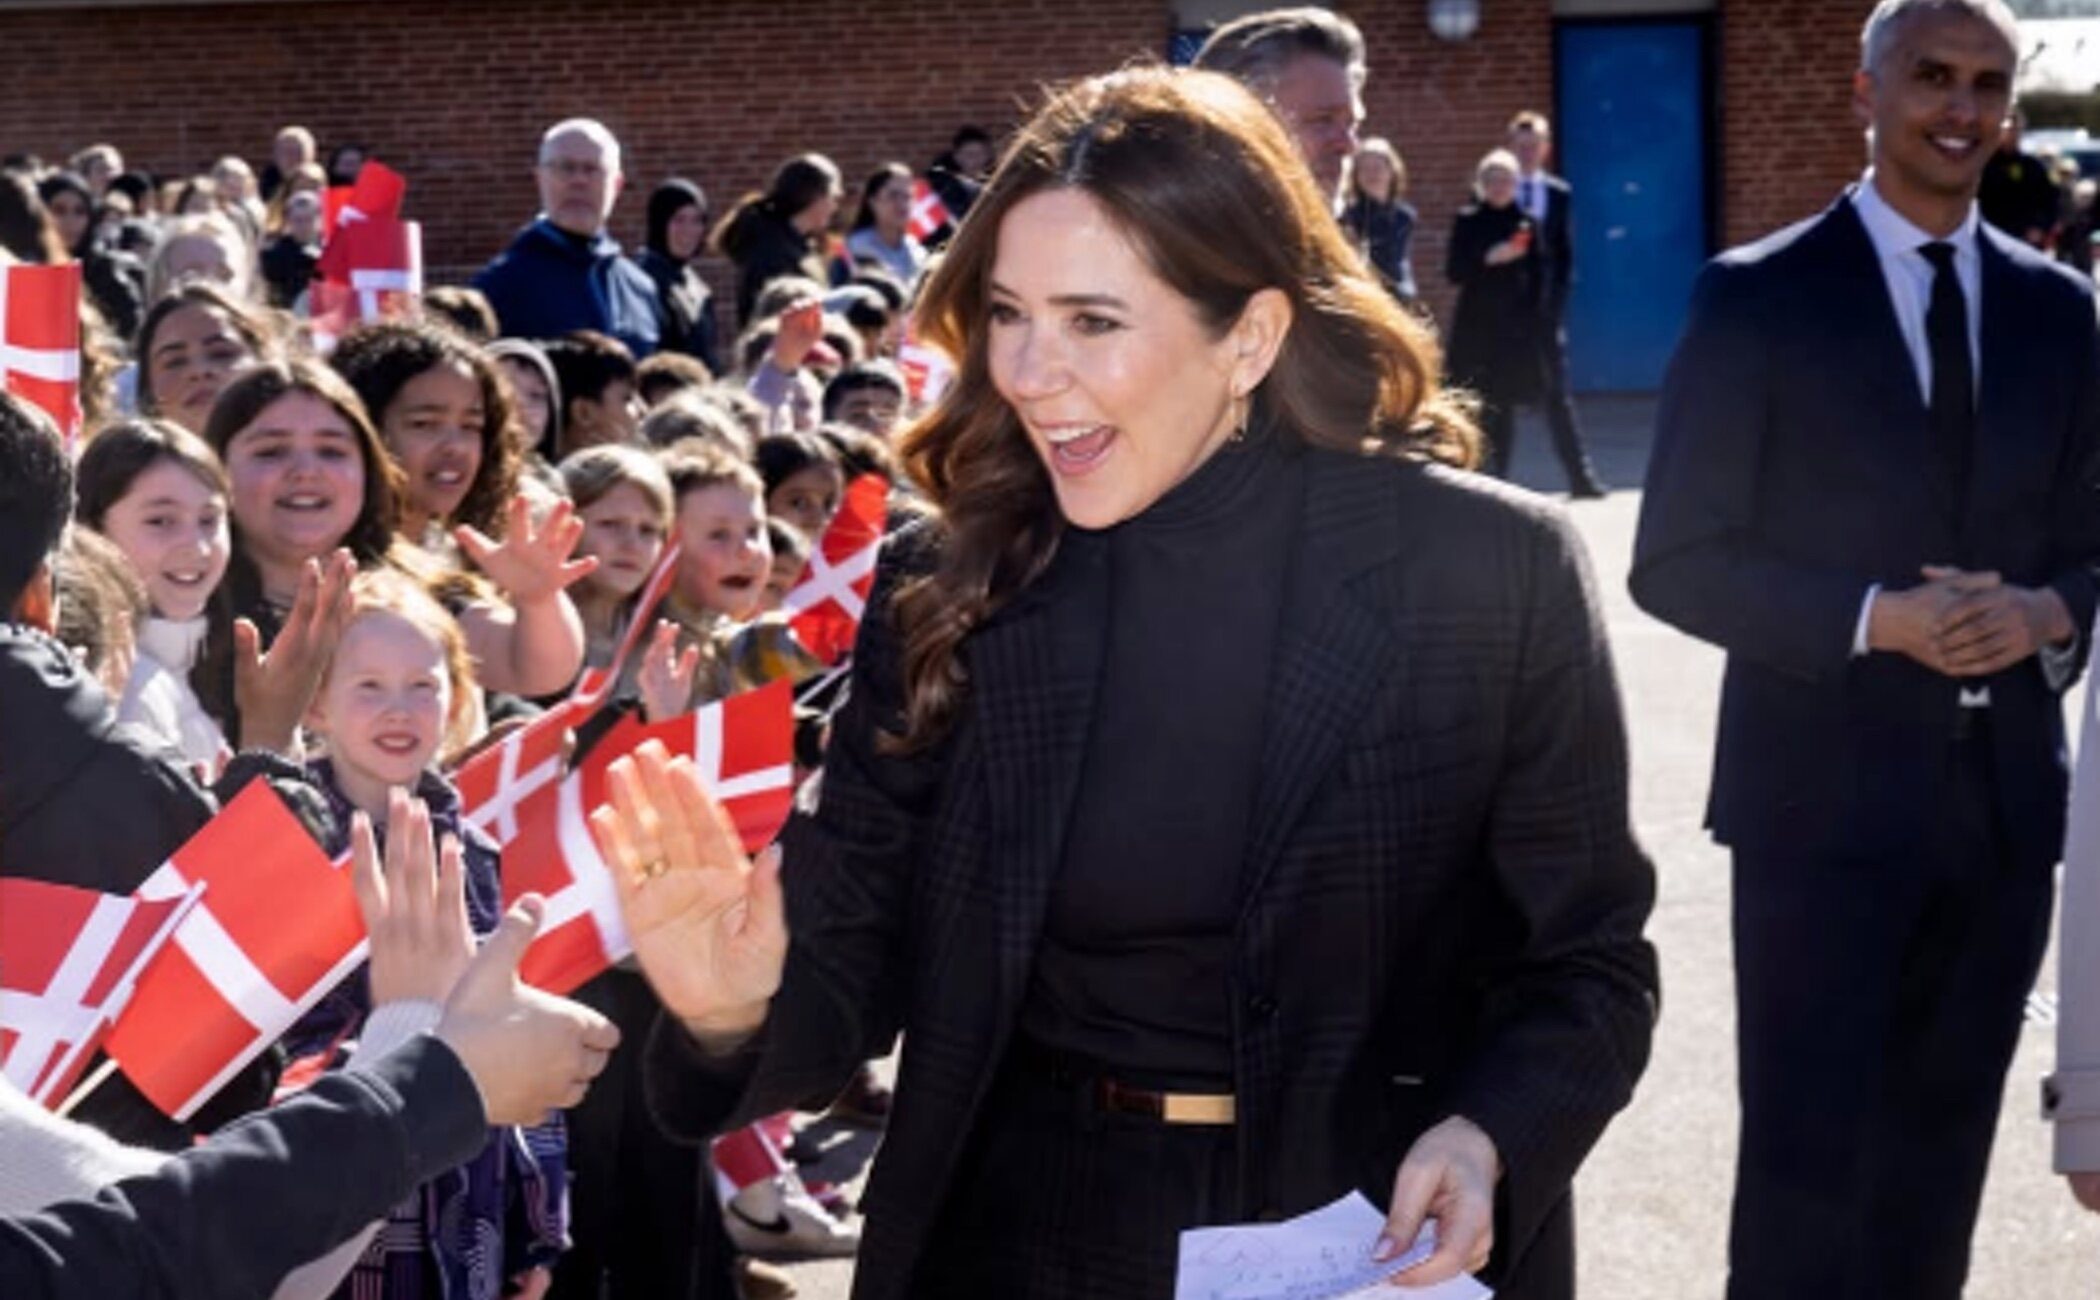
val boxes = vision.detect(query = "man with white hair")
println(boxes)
[1632,1,2100,1294]
[474,118,662,357]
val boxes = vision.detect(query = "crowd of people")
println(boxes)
[0,1,2097,1299]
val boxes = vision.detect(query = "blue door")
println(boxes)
[1555,21,1711,392]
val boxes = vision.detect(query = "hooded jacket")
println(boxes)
[637,179,724,375]
[472,217,662,358]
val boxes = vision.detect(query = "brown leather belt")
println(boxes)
[1094,1076,1237,1126]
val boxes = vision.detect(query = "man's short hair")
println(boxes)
[0,393,73,615]
[1192,6,1367,90]
[539,118,623,176]
[1508,110,1552,138]
[1860,0,2018,74]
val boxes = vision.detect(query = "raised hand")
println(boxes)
[637,620,701,724]
[234,548,355,754]
[349,787,475,1007]
[588,741,786,1045]
[456,496,598,606]
[434,895,621,1124]
[770,299,825,373]
[1376,1115,1500,1286]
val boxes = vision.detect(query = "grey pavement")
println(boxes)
[770,396,2100,1298]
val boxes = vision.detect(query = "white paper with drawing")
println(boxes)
[1174,1192,1494,1300]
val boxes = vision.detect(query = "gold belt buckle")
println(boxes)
[1161,1091,1237,1126]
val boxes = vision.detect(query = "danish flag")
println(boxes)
[317,161,408,281]
[454,536,681,841]
[906,178,952,243]
[502,680,796,994]
[895,316,956,407]
[0,262,83,446]
[0,877,200,1109]
[105,784,366,1121]
[784,474,888,666]
[309,219,423,352]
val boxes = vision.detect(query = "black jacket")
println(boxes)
[716,204,825,328]
[1446,203,1543,407]
[648,449,1659,1300]
[0,1036,487,1300]
[1632,195,2100,868]
[635,248,724,377]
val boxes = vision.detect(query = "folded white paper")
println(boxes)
[1175,1192,1493,1300]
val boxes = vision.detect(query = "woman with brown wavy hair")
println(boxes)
[613,66,1656,1300]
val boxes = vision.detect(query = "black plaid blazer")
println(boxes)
[648,446,1659,1300]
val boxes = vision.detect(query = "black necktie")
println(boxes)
[1919,241,1974,512]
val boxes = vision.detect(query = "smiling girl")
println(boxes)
[292,568,569,1300]
[330,320,525,548]
[75,419,234,768]
[203,359,591,709]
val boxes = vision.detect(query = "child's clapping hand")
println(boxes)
[637,619,700,724]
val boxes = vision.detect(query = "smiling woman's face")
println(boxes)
[984,187,1251,532]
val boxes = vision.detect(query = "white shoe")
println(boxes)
[725,1174,862,1258]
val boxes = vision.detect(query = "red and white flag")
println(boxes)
[502,680,796,994]
[895,316,956,408]
[906,178,952,243]
[0,877,200,1108]
[785,474,888,666]
[317,161,408,280]
[0,263,82,447]
[309,218,423,352]
[455,536,681,839]
[105,784,365,1121]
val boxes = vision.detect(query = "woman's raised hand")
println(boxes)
[589,741,786,1044]
[233,547,355,754]
[456,496,599,605]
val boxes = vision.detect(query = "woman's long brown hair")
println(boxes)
[889,66,1479,752]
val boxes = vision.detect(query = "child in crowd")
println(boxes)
[202,360,587,710]
[543,331,642,457]
[487,339,561,463]
[558,443,673,670]
[330,319,524,548]
[74,419,233,769]
[759,517,809,615]
[134,282,275,436]
[753,431,844,541]
[289,567,568,1300]
[52,528,146,704]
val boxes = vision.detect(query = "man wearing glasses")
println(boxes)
[475,118,663,358]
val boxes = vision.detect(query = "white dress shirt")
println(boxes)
[1518,171,1550,225]
[1844,170,2074,697]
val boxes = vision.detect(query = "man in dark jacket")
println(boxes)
[473,119,662,358]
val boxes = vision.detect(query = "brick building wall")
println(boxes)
[0,0,1876,343]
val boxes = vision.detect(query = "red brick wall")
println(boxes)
[0,0,1168,287]
[0,0,1877,344]
[1717,0,1876,246]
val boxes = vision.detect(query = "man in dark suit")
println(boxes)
[1631,1,2100,1295]
[1508,112,1607,499]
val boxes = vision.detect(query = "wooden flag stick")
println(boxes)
[55,1057,119,1119]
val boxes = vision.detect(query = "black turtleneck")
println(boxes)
[1020,423,1301,1085]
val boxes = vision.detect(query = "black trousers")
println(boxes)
[550,968,737,1300]
[1484,322,1599,490]
[1726,732,2054,1298]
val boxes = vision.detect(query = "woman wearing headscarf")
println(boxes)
[636,178,724,377]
